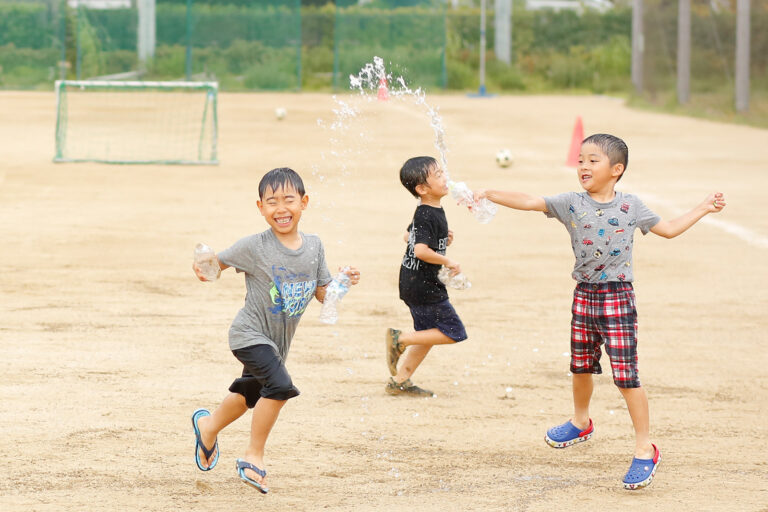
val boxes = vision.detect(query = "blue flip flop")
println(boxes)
[191,408,219,471]
[623,444,660,490]
[236,458,269,494]
[545,418,594,448]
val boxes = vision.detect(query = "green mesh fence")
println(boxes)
[333,0,447,91]
[156,0,302,90]
[641,0,768,113]
[1,0,766,125]
[73,3,137,80]
[54,79,218,165]
[0,0,66,89]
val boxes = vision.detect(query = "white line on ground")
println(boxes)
[634,190,768,249]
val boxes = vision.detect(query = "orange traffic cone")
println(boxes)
[566,116,584,167]
[377,77,389,101]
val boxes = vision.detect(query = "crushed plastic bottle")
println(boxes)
[449,181,497,224]
[319,268,351,324]
[194,243,220,282]
[438,266,472,290]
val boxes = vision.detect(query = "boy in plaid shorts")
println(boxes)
[474,134,725,489]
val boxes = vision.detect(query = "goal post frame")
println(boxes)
[54,80,219,165]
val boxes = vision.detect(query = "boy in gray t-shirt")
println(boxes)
[475,134,725,490]
[190,167,360,494]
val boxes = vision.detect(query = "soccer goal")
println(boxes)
[54,80,219,165]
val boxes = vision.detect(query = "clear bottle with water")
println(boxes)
[194,243,220,282]
[319,268,351,324]
[449,181,497,224]
[472,198,497,224]
[438,266,472,290]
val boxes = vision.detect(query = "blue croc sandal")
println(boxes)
[236,459,269,494]
[623,444,661,490]
[192,408,219,471]
[545,418,594,448]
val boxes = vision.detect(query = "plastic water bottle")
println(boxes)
[194,243,220,282]
[448,181,497,224]
[319,268,351,324]
[472,197,498,224]
[438,266,472,290]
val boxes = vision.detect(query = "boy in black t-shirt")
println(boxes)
[385,156,468,397]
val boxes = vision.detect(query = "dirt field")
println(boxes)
[1,90,766,511]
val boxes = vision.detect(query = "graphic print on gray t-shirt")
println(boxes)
[543,191,660,283]
[217,229,332,358]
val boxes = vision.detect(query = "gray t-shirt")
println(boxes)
[544,191,660,283]
[217,229,332,358]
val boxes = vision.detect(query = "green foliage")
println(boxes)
[1,0,765,129]
[486,59,525,91]
[0,2,61,49]
[75,9,106,79]
[446,60,476,90]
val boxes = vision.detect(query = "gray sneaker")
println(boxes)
[385,328,405,376]
[385,377,435,397]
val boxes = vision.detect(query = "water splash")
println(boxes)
[346,56,497,223]
[349,56,450,172]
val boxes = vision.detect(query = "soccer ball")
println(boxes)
[496,149,513,168]
[275,107,287,120]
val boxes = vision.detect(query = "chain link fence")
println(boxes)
[0,0,764,122]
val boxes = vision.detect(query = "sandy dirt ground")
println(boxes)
[1,90,766,511]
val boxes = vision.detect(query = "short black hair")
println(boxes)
[399,156,437,198]
[258,167,305,199]
[582,133,629,182]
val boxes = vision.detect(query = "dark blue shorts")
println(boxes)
[229,344,300,408]
[407,299,467,342]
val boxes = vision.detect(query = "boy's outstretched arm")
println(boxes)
[650,192,726,239]
[475,189,547,212]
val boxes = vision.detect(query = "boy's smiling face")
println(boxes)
[257,183,308,236]
[577,142,624,194]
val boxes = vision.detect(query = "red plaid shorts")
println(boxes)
[570,282,640,388]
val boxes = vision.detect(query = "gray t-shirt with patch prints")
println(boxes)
[217,229,332,358]
[543,191,660,283]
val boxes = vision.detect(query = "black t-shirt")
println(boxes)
[399,204,450,306]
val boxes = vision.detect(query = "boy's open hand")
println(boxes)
[705,192,726,213]
[342,266,361,285]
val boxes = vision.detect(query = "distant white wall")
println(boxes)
[525,0,613,12]
[67,0,131,8]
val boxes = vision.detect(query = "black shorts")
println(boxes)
[229,344,300,408]
[407,299,467,342]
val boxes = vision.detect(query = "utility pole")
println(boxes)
[631,0,644,94]
[494,0,512,65]
[677,0,690,104]
[735,0,750,112]
[138,0,156,71]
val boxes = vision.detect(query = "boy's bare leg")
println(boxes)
[242,397,287,488]
[619,386,655,459]
[394,345,431,383]
[394,328,454,382]
[571,373,593,430]
[398,328,454,347]
[197,392,249,469]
